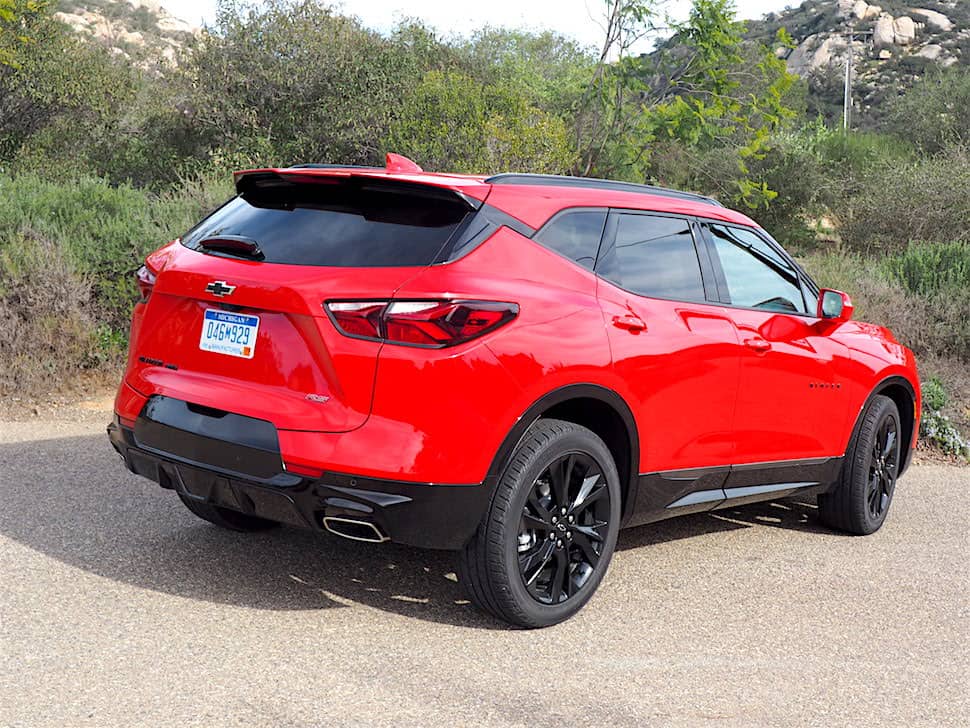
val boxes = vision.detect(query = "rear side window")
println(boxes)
[182,179,471,267]
[533,209,607,270]
[597,213,706,302]
[705,224,807,314]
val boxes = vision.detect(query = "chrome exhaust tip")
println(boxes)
[322,516,389,544]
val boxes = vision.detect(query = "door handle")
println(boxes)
[743,336,771,352]
[612,314,647,333]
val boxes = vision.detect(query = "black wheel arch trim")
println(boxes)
[846,375,918,477]
[483,383,641,523]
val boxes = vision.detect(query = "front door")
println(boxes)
[700,222,852,466]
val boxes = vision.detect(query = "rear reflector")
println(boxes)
[284,462,325,478]
[325,300,518,348]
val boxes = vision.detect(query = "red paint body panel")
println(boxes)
[116,169,921,489]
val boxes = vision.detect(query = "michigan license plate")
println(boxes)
[199,309,260,359]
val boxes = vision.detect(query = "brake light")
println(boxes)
[136,264,157,302]
[325,300,518,347]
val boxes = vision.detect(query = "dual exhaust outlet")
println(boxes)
[322,515,389,544]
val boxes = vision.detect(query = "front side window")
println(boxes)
[533,209,607,270]
[597,213,706,302]
[706,224,807,314]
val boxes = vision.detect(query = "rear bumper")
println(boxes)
[107,416,491,550]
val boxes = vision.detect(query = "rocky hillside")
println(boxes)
[748,1,969,123]
[53,0,199,66]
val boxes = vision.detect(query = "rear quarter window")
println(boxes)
[182,180,471,267]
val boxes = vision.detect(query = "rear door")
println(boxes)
[127,174,478,433]
[596,211,740,475]
[699,222,852,463]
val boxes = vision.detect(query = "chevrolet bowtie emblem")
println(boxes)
[205,280,236,297]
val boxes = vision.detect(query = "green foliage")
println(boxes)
[922,377,947,412]
[385,70,575,173]
[636,2,799,207]
[838,147,970,252]
[886,69,970,154]
[0,3,138,170]
[455,27,594,119]
[0,0,43,69]
[883,241,970,298]
[0,172,233,330]
[188,0,423,168]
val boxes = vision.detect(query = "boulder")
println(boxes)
[910,9,954,32]
[893,16,917,45]
[878,48,893,60]
[916,44,944,61]
[837,0,856,18]
[873,15,895,47]
[851,1,881,21]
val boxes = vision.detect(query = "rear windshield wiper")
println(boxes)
[197,235,264,260]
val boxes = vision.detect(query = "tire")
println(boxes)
[818,394,902,535]
[458,418,622,628]
[177,492,279,532]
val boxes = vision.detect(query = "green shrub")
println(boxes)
[922,377,947,412]
[883,241,970,298]
[0,172,233,331]
[837,148,970,252]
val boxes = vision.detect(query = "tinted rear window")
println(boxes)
[533,210,607,270]
[182,180,472,267]
[597,213,705,302]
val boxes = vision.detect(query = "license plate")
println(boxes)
[199,309,260,359]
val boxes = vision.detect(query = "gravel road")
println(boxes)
[1,417,967,727]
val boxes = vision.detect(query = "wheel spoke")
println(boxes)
[570,530,600,568]
[573,521,607,543]
[572,473,605,514]
[551,549,569,603]
[550,455,575,509]
[521,512,550,531]
[516,451,613,606]
[884,428,897,459]
[520,540,555,584]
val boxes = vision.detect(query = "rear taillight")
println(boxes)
[325,300,518,348]
[136,264,157,302]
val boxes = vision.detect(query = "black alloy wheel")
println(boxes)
[818,394,902,535]
[517,453,611,605]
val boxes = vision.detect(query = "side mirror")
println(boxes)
[817,289,854,322]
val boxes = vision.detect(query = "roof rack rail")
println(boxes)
[484,173,723,207]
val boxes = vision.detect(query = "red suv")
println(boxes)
[109,154,921,627]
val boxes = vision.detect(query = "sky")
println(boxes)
[159,0,797,50]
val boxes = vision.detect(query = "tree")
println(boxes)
[385,70,575,174]
[575,0,798,208]
[188,0,423,167]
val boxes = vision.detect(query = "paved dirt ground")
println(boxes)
[1,416,968,727]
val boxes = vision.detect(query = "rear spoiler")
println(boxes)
[233,156,486,209]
